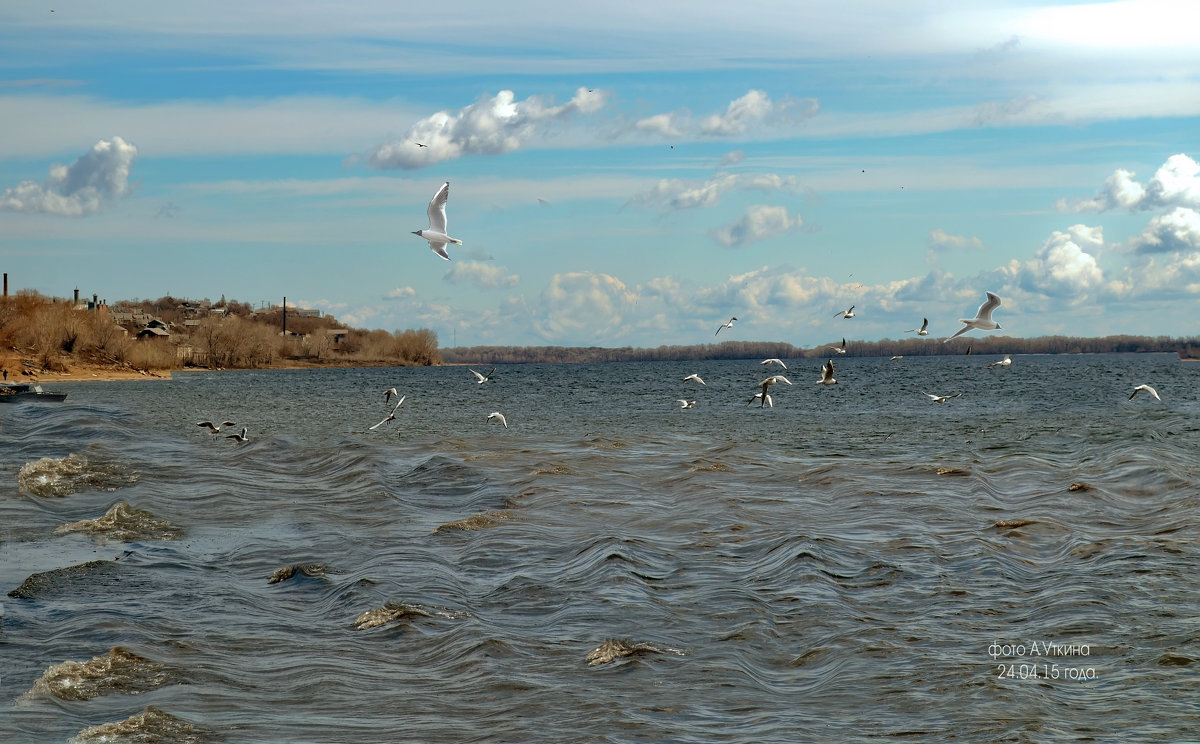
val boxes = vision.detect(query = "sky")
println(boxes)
[1,1,1198,349]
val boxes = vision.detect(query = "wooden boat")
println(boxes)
[0,383,68,402]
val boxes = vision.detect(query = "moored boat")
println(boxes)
[0,383,68,402]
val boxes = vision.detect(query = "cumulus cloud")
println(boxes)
[698,90,818,136]
[1128,207,1200,254]
[365,87,607,169]
[1060,153,1200,212]
[635,112,685,138]
[928,229,986,252]
[633,172,800,211]
[711,205,801,247]
[1005,224,1104,299]
[0,136,137,216]
[533,271,638,343]
[443,260,520,289]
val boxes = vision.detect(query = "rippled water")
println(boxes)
[1,354,1198,743]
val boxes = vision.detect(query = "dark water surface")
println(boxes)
[1,354,1198,742]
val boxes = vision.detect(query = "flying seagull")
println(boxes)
[715,317,737,335]
[197,420,236,434]
[369,396,406,430]
[683,373,706,386]
[906,318,929,336]
[412,181,462,261]
[753,374,791,408]
[987,356,1012,369]
[945,291,1002,342]
[760,358,788,369]
[384,387,399,404]
[470,368,496,384]
[487,411,508,429]
[676,399,697,409]
[834,305,855,319]
[922,391,962,404]
[747,392,774,408]
[829,337,847,355]
[226,427,249,442]
[817,359,837,386]
[1129,384,1161,401]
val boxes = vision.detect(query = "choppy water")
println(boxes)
[1,354,1198,743]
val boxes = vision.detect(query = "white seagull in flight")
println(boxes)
[197,420,236,434]
[945,291,1002,342]
[906,318,929,336]
[412,181,462,260]
[760,358,788,369]
[817,360,837,386]
[384,387,399,404]
[834,305,855,319]
[987,356,1012,369]
[487,411,508,429]
[715,317,737,335]
[683,373,706,386]
[676,399,697,409]
[922,391,962,404]
[369,396,406,430]
[470,368,496,384]
[829,337,847,355]
[1129,384,1160,401]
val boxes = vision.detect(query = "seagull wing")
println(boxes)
[368,414,395,431]
[197,421,218,433]
[471,368,486,382]
[427,181,450,233]
[944,323,972,342]
[428,240,450,260]
[974,291,1001,322]
[921,317,928,331]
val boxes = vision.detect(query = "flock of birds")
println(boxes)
[193,187,1159,440]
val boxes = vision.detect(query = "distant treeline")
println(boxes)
[442,335,1197,365]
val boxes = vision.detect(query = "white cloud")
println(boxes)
[634,112,684,138]
[1128,207,1200,254]
[0,136,137,216]
[928,229,986,252]
[711,205,801,247]
[634,172,800,211]
[698,90,819,136]
[365,87,607,170]
[443,260,520,289]
[1061,153,1200,212]
[384,286,416,300]
[716,150,746,168]
[532,271,638,344]
[1005,224,1104,300]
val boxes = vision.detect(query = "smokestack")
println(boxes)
[74,287,80,303]
[3,273,7,297]
[282,296,287,336]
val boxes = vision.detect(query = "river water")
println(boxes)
[1,354,1197,742]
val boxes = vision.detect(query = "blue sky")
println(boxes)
[1,1,1198,348]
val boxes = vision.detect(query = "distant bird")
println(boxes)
[945,291,1002,342]
[369,396,405,430]
[197,420,236,434]
[965,345,973,356]
[1129,384,1161,402]
[487,411,508,428]
[470,368,496,384]
[834,305,856,319]
[817,359,837,386]
[760,358,788,369]
[683,373,706,386]
[829,337,847,355]
[412,181,462,261]
[987,356,1012,369]
[676,399,697,409]
[906,318,929,336]
[384,387,399,404]
[890,355,903,361]
[922,391,962,404]
[747,392,773,408]
[414,142,428,148]
[226,427,249,442]
[715,317,737,335]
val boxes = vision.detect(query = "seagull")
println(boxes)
[715,317,737,335]
[226,427,249,442]
[945,291,1002,342]
[890,355,903,361]
[760,358,788,369]
[412,181,462,261]
[676,399,697,409]
[906,318,929,336]
[414,142,428,148]
[369,396,405,430]
[922,391,962,404]
[384,387,399,404]
[470,368,496,384]
[1129,384,1161,401]
[754,374,791,407]
[747,392,774,408]
[817,359,837,386]
[987,356,1012,369]
[829,337,847,355]
[197,420,236,434]
[834,305,855,319]
[487,411,508,429]
[683,373,706,385]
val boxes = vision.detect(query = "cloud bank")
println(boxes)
[0,136,137,216]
